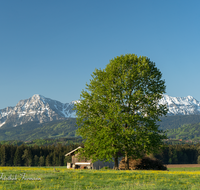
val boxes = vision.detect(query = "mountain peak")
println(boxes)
[32,94,41,98]
[187,95,194,99]
[159,95,200,115]
[0,95,77,128]
[1,94,200,128]
[31,94,46,100]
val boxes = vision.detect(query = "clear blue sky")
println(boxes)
[1,0,200,109]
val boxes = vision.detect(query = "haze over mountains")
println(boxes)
[1,94,200,128]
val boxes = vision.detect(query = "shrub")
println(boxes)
[119,157,167,170]
[135,157,167,170]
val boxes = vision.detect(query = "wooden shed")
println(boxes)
[65,146,116,169]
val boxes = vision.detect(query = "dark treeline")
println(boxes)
[155,144,200,164]
[0,143,82,166]
[1,143,200,166]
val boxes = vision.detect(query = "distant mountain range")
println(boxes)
[1,94,200,141]
[1,94,200,128]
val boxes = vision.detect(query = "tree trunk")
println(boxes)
[114,156,118,170]
[124,151,129,170]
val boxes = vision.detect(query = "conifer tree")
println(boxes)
[22,149,32,166]
[34,155,39,166]
[46,155,51,166]
[14,147,22,166]
[0,145,6,166]
[39,156,45,166]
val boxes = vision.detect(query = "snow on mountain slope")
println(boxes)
[0,94,77,128]
[159,95,200,115]
[1,94,200,128]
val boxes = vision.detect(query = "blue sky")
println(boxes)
[1,0,200,109]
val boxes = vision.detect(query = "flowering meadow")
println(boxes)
[0,167,200,189]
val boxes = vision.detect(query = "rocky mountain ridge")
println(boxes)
[1,94,200,128]
[0,94,77,128]
[160,95,200,116]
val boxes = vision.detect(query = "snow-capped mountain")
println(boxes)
[0,94,77,128]
[1,94,200,128]
[159,95,200,115]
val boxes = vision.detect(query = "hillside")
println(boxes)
[158,115,200,141]
[158,115,200,130]
[1,108,200,141]
[167,123,200,141]
[0,118,78,141]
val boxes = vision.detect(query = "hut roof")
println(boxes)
[65,146,82,156]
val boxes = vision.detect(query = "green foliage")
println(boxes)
[22,149,32,166]
[167,122,200,141]
[197,155,200,164]
[101,166,111,170]
[39,156,45,166]
[34,155,39,166]
[1,141,200,166]
[0,145,6,166]
[45,155,51,166]
[14,146,22,166]
[75,54,167,168]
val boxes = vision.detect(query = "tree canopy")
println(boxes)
[75,54,168,169]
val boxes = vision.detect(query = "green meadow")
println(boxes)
[0,166,200,190]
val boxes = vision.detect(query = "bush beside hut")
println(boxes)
[119,157,167,170]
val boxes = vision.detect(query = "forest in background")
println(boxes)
[1,114,200,166]
[0,142,83,167]
[0,142,200,166]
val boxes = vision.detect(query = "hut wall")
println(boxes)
[93,157,123,169]
[93,160,114,169]
[73,153,89,163]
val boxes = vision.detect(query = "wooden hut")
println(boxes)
[65,146,116,169]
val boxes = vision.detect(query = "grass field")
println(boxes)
[0,166,200,189]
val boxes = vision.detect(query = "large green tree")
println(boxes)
[75,54,168,169]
